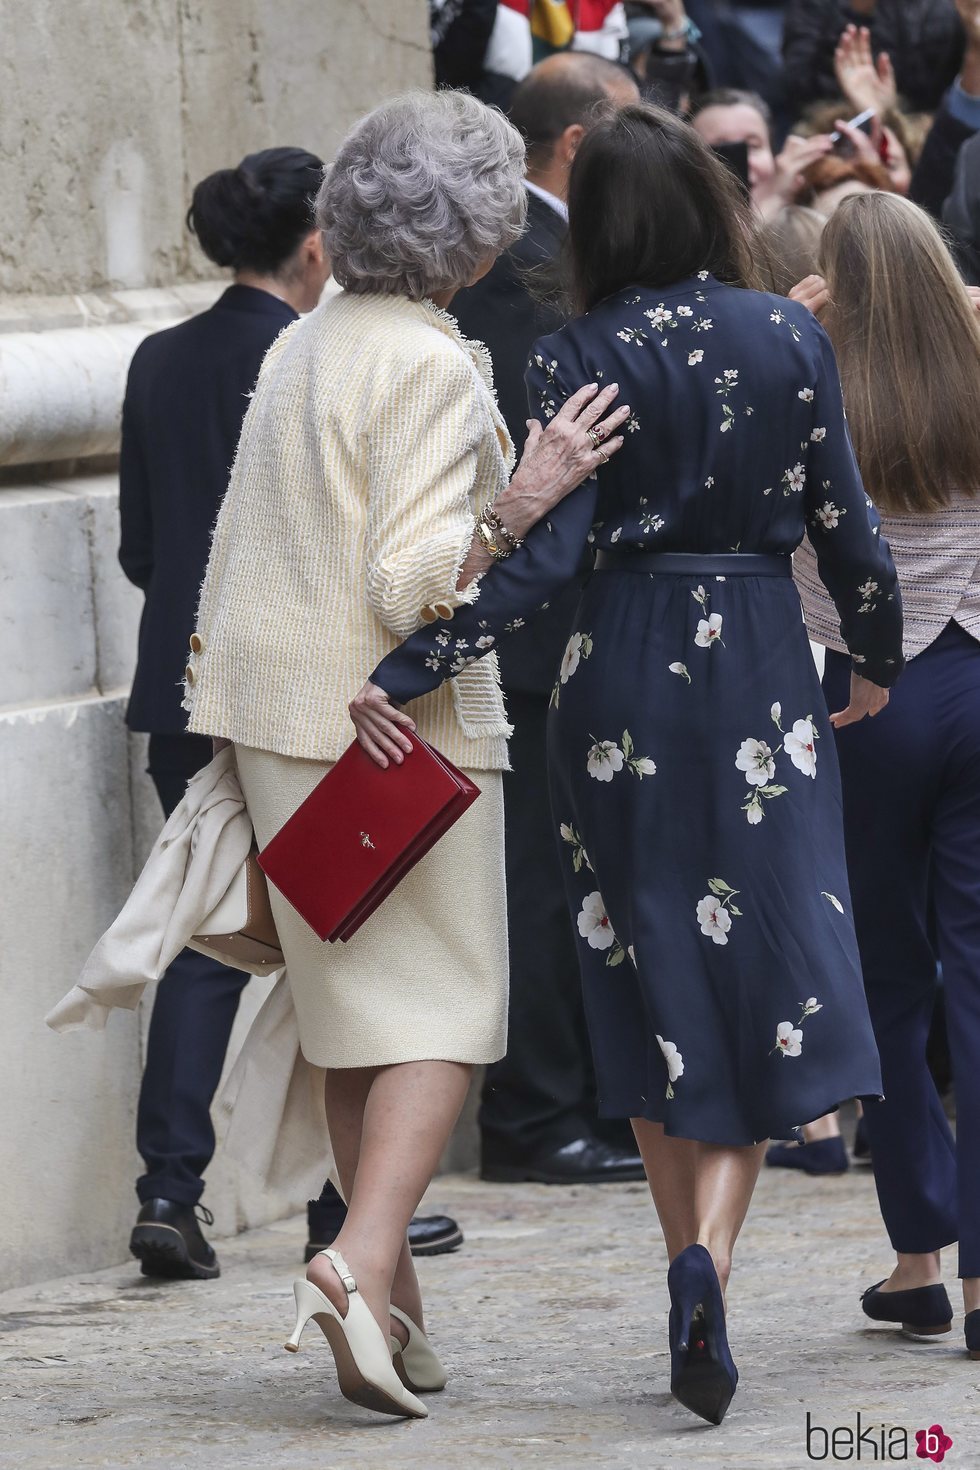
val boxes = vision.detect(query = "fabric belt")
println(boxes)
[594,550,792,578]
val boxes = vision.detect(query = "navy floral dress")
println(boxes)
[373,277,904,1146]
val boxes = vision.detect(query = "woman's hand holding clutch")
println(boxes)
[349,682,417,769]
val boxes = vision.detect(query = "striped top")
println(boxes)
[184,291,515,768]
[796,491,980,660]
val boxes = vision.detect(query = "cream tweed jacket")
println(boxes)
[185,291,516,768]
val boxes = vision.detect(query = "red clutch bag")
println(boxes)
[257,737,480,943]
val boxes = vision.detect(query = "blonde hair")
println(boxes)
[759,205,825,295]
[819,192,980,513]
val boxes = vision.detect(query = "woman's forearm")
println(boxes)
[455,471,563,590]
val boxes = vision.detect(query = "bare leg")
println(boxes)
[308,1060,471,1344]
[693,1141,768,1291]
[631,1119,698,1260]
[877,1249,943,1293]
[965,1277,980,1314]
[802,1111,842,1142]
[633,1119,766,1293]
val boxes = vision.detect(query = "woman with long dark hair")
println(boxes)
[794,191,980,1361]
[350,103,904,1424]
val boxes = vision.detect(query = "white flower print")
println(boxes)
[560,633,583,683]
[587,730,657,781]
[770,308,785,325]
[587,740,624,781]
[771,702,782,726]
[688,349,704,365]
[677,305,693,317]
[560,822,592,874]
[746,801,764,825]
[475,634,495,649]
[798,387,814,402]
[810,426,826,442]
[697,896,733,944]
[617,326,649,347]
[692,317,713,333]
[504,618,526,633]
[577,891,616,950]
[774,1021,803,1058]
[782,462,806,495]
[640,510,665,534]
[657,1035,684,1099]
[784,718,818,778]
[611,527,623,544]
[705,477,715,488]
[696,879,743,944]
[625,414,641,433]
[695,612,724,648]
[815,501,842,530]
[858,576,881,611]
[435,631,450,646]
[801,997,823,1017]
[424,656,442,672]
[644,304,674,330]
[697,270,709,281]
[821,891,844,914]
[669,661,692,683]
[553,631,593,707]
[735,738,776,786]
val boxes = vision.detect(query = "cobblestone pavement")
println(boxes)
[2,1162,978,1470]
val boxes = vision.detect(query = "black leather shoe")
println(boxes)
[860,1279,953,1338]
[965,1310,980,1360]
[130,1199,220,1280]
[480,1133,646,1184]
[303,1194,463,1263]
[766,1137,849,1175]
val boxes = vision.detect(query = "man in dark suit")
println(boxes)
[452,53,646,1185]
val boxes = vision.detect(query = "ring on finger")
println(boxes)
[587,425,605,450]
[596,447,609,464]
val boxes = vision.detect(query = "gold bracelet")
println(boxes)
[476,514,511,561]
[482,501,523,551]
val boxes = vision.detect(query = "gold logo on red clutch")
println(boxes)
[360,832,375,849]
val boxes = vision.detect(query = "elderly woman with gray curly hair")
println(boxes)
[183,89,627,1419]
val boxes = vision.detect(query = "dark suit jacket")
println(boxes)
[782,0,963,115]
[452,189,586,696]
[119,284,297,732]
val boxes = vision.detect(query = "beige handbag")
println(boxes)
[188,847,284,975]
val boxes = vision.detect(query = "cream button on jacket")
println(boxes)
[184,291,516,769]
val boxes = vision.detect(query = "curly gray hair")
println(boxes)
[316,90,528,300]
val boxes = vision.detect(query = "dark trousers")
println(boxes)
[824,622,980,1276]
[480,690,593,1151]
[136,733,251,1206]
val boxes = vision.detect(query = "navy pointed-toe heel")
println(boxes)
[860,1280,953,1339]
[965,1310,980,1360]
[667,1244,738,1425]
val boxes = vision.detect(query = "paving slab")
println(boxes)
[1,1164,978,1470]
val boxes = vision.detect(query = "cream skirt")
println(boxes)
[235,744,508,1069]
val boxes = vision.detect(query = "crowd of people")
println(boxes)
[65,0,980,1436]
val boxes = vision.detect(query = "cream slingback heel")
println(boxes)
[388,1305,448,1392]
[284,1248,427,1419]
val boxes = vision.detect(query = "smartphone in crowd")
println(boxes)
[830,107,876,156]
[711,140,751,197]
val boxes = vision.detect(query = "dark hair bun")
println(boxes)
[187,146,325,274]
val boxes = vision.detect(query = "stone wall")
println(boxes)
[0,0,432,1292]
